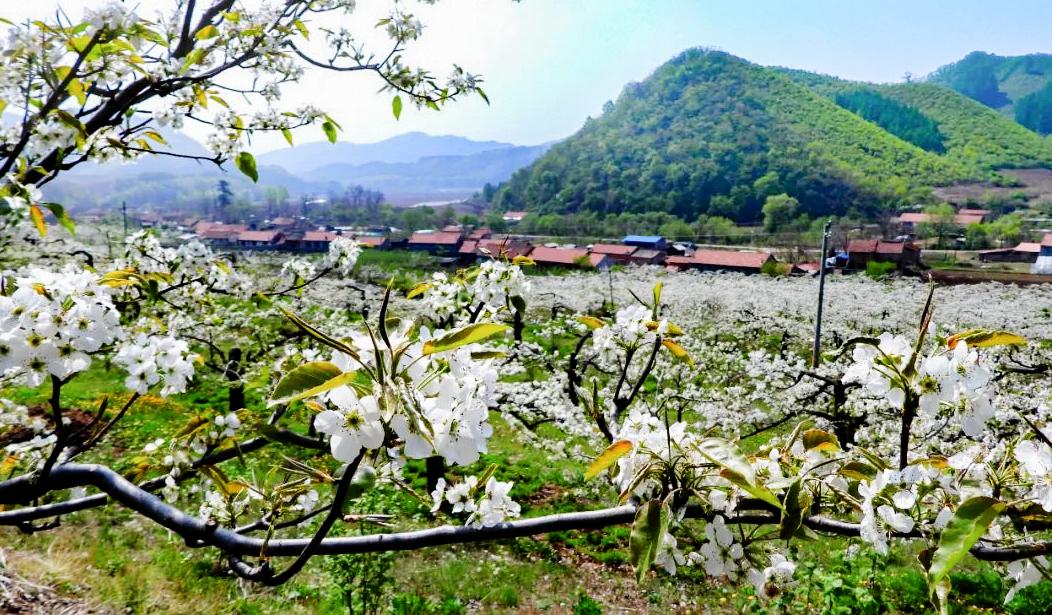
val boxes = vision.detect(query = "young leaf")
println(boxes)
[946,329,1026,350]
[661,339,694,366]
[927,496,1005,597]
[235,151,258,182]
[281,127,293,147]
[392,95,403,120]
[28,203,46,236]
[584,440,633,480]
[278,307,359,360]
[422,323,509,355]
[44,203,75,236]
[406,282,432,299]
[696,438,784,511]
[322,120,338,144]
[576,315,606,330]
[802,429,840,452]
[195,25,219,39]
[629,499,669,582]
[268,361,354,407]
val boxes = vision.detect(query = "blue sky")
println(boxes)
[8,1,1052,149]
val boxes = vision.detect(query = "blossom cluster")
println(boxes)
[0,265,121,386]
[430,475,522,528]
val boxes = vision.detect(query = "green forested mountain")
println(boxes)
[495,49,1052,223]
[927,51,1052,134]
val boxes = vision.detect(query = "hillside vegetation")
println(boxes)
[496,49,1052,223]
[927,51,1052,134]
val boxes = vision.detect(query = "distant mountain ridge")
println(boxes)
[495,48,1052,223]
[927,51,1052,134]
[43,132,550,210]
[255,131,518,174]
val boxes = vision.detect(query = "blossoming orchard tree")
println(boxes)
[4,3,1052,614]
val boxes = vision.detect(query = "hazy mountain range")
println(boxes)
[44,131,552,210]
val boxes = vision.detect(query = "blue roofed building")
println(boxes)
[622,235,667,251]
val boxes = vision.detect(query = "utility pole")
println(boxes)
[811,219,832,368]
[121,200,128,239]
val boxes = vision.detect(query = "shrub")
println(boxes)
[865,260,897,280]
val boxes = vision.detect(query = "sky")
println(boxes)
[7,1,1052,151]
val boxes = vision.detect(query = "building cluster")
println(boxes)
[979,233,1052,274]
[890,208,992,233]
[182,219,940,276]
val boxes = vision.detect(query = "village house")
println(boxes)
[407,230,463,254]
[196,222,248,247]
[501,211,528,223]
[353,235,390,250]
[237,230,284,250]
[529,246,608,269]
[1034,233,1052,275]
[628,248,667,266]
[623,235,668,251]
[589,243,637,263]
[665,249,774,274]
[845,239,922,270]
[292,230,339,252]
[892,208,991,234]
[978,241,1041,263]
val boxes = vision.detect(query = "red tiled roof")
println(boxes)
[796,262,822,273]
[459,240,479,254]
[303,231,338,242]
[354,235,388,247]
[200,228,242,240]
[477,239,533,259]
[690,249,772,269]
[529,246,590,266]
[468,228,491,240]
[848,240,918,254]
[958,208,991,216]
[1043,233,1052,247]
[896,213,929,224]
[590,243,637,256]
[238,230,281,242]
[408,231,462,245]
[847,239,879,253]
[270,217,296,226]
[588,253,609,268]
[441,225,463,233]
[1015,242,1042,253]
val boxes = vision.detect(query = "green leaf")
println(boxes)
[278,307,360,360]
[584,440,633,480]
[235,151,258,182]
[321,120,338,144]
[927,496,1004,598]
[422,323,509,355]
[779,479,811,541]
[392,95,403,120]
[44,203,75,236]
[695,438,784,511]
[292,18,309,39]
[281,127,293,147]
[268,361,355,407]
[629,499,669,582]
